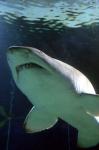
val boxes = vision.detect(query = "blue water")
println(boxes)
[0,0,99,150]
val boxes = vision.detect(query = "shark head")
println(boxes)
[7,46,77,106]
[7,46,95,105]
[7,46,52,80]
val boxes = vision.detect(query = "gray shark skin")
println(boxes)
[7,46,99,148]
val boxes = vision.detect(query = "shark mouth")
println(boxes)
[16,62,44,74]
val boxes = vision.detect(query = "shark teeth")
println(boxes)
[16,62,44,73]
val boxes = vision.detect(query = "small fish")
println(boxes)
[7,46,99,148]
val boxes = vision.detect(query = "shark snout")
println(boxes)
[7,46,52,74]
[8,46,19,53]
[7,46,32,57]
[7,46,34,70]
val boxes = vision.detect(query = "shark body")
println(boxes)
[7,46,99,148]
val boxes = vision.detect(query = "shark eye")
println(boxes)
[16,62,44,73]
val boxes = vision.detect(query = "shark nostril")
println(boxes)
[8,46,32,54]
[8,46,19,53]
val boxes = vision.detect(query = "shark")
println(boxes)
[7,46,99,148]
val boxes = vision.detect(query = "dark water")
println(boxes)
[0,1,99,150]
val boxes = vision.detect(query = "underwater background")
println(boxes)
[0,0,99,149]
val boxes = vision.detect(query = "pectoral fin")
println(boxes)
[78,130,99,148]
[24,107,58,133]
[80,93,99,116]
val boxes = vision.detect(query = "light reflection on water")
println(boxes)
[0,0,99,28]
